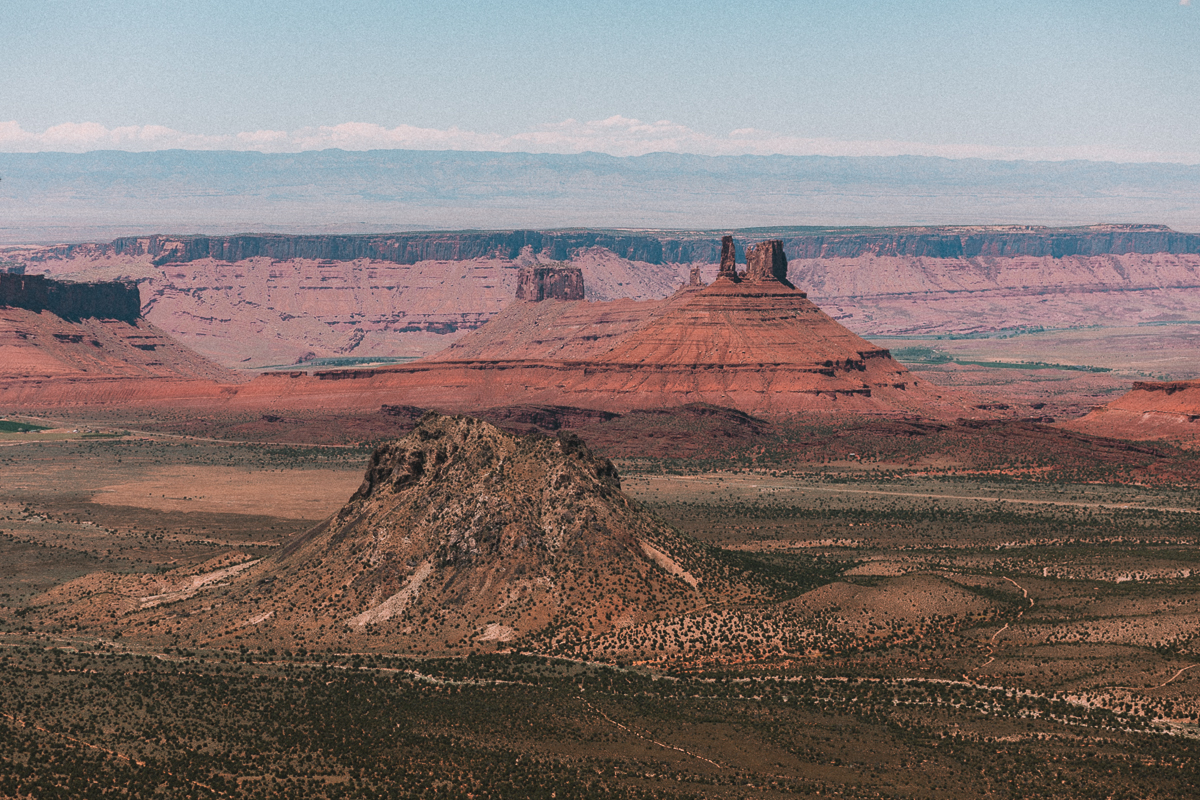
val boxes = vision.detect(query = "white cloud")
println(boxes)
[1,117,1197,164]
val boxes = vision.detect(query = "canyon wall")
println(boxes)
[21,225,1200,270]
[9,225,1200,369]
[27,232,694,268]
[0,273,141,324]
[0,273,236,384]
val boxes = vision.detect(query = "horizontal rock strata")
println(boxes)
[20,225,1200,269]
[1,273,141,324]
[1064,380,1200,443]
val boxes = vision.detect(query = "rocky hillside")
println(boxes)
[1064,380,1200,444]
[0,273,237,386]
[34,414,766,656]
[1,272,140,324]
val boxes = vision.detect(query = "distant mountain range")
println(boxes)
[2,149,1199,242]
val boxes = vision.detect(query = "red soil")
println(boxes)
[1064,380,1200,443]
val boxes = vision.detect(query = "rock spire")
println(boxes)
[717,235,740,282]
[745,240,793,286]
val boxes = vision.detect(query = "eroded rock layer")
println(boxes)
[514,265,585,301]
[0,243,977,421]
[33,414,764,655]
[1064,380,1200,443]
[401,256,972,419]
[0,273,238,391]
[1,272,140,324]
[10,225,1200,368]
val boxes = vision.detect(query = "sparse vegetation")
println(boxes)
[1,411,1199,797]
[0,420,49,433]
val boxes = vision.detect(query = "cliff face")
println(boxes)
[0,273,141,324]
[22,225,1200,269]
[744,240,791,284]
[780,228,1200,259]
[13,224,1200,369]
[28,231,681,268]
[515,266,585,301]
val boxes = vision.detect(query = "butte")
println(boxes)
[31,412,767,655]
[370,236,978,420]
[0,238,982,422]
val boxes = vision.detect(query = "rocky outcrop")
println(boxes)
[514,265,585,301]
[1129,380,1199,394]
[54,413,764,654]
[0,273,141,324]
[717,235,739,281]
[744,239,792,285]
[375,250,983,421]
[1063,379,1200,443]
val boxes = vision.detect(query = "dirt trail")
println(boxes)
[970,577,1033,678]
[1113,663,1200,692]
[579,696,724,769]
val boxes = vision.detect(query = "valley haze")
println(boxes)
[2,149,1199,243]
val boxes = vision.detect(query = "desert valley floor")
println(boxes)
[2,227,1200,799]
[2,406,1200,799]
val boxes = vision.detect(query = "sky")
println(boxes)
[2,0,1198,162]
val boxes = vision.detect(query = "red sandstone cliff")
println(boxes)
[0,241,979,421]
[0,273,239,396]
[9,225,1200,369]
[290,241,978,420]
[514,265,585,301]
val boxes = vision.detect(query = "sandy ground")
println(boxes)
[90,466,362,520]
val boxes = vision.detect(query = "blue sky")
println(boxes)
[2,0,1197,161]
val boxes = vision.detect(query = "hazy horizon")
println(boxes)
[4,148,1200,244]
[4,2,1198,240]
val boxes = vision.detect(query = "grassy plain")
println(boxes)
[0,415,1198,798]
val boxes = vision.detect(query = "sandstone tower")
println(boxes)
[744,240,792,286]
[515,266,585,301]
[716,235,740,282]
